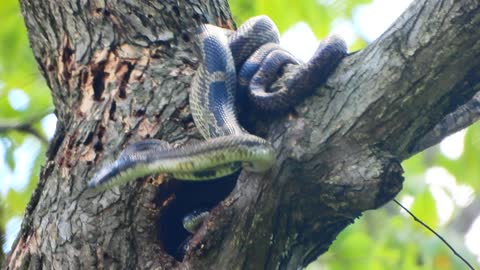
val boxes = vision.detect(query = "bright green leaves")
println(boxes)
[410,190,439,231]
[434,122,480,191]
[230,0,370,39]
[0,0,52,119]
[0,0,52,253]
[3,138,16,171]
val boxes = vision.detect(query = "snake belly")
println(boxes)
[88,17,284,189]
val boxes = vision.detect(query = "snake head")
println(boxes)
[87,159,140,190]
[182,209,210,234]
[87,139,172,190]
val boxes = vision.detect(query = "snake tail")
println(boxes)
[248,35,348,111]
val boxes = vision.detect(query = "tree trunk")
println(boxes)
[6,0,480,269]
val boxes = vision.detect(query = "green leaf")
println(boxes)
[5,144,14,171]
[402,152,428,179]
[433,122,480,192]
[230,0,373,40]
[410,190,438,232]
[399,243,423,270]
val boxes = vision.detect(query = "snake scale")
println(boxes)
[88,16,347,191]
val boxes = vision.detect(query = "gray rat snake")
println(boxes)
[88,16,347,194]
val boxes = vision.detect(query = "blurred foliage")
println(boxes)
[0,0,51,256]
[434,125,480,191]
[229,0,370,36]
[0,202,3,265]
[0,0,478,269]
[229,0,369,51]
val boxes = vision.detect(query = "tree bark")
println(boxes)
[6,0,480,269]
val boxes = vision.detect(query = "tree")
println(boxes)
[3,0,480,269]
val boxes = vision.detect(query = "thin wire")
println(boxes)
[393,199,475,270]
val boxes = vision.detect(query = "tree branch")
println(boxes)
[450,197,480,234]
[8,0,480,269]
[0,110,52,144]
[412,91,480,154]
[333,1,480,161]
[189,1,480,267]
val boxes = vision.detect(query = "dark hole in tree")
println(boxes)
[157,172,239,260]
[172,6,180,16]
[134,108,145,117]
[93,141,104,152]
[181,33,190,43]
[118,63,134,99]
[83,131,95,145]
[109,101,117,121]
[92,68,107,101]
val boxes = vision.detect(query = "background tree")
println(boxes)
[1,0,479,269]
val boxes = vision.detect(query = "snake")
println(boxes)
[88,16,347,219]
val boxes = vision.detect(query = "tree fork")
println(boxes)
[6,0,480,269]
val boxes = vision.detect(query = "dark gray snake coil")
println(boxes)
[88,16,346,189]
[88,15,347,232]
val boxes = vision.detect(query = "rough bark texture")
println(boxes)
[5,0,480,269]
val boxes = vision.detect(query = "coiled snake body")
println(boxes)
[88,16,347,190]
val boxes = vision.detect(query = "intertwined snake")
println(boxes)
[88,16,347,193]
